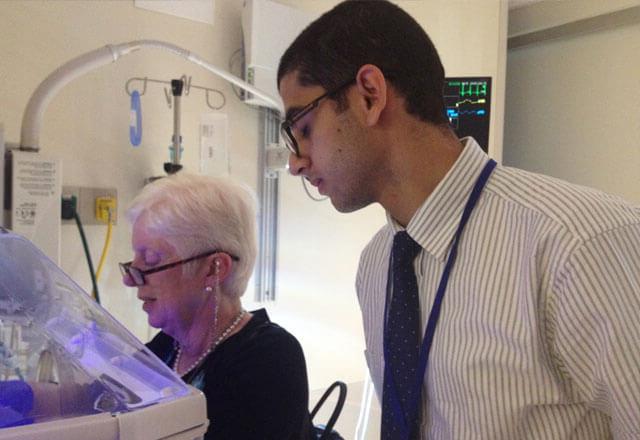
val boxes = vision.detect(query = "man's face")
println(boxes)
[279,71,379,213]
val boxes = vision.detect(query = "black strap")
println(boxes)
[310,381,347,440]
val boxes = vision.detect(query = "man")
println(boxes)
[278,1,640,439]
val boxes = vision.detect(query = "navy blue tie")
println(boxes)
[381,231,422,440]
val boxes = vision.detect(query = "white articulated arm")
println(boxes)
[20,40,283,151]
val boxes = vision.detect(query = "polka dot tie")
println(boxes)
[381,231,422,440]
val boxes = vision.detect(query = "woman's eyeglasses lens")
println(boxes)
[120,263,144,286]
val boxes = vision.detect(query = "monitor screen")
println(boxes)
[444,77,491,152]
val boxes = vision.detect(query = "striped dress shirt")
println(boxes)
[356,138,640,439]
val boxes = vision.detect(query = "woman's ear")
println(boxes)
[205,252,234,286]
[354,64,387,126]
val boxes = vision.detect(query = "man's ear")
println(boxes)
[354,64,388,126]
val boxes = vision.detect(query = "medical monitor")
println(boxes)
[444,77,492,152]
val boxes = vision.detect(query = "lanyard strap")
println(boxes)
[383,159,497,436]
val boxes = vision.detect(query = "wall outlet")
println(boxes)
[62,186,117,225]
[95,196,117,224]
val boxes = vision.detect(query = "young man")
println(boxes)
[278,1,640,439]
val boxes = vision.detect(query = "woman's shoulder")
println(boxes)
[206,308,309,391]
[229,308,305,361]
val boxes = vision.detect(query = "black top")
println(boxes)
[147,309,314,440]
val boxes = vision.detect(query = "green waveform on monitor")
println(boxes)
[447,81,488,97]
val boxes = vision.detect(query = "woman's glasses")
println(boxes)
[119,250,239,286]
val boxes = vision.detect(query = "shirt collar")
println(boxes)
[385,137,491,261]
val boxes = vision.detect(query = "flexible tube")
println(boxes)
[73,211,100,304]
[20,44,135,150]
[94,209,113,285]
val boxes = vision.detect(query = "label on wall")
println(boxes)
[199,113,229,176]
[10,151,61,264]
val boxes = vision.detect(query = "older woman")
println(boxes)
[120,173,313,440]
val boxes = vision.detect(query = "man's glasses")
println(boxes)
[280,79,355,157]
[119,250,239,286]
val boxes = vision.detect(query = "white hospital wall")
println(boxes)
[504,0,640,204]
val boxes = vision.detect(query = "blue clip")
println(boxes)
[129,90,142,146]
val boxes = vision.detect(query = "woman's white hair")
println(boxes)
[126,173,257,298]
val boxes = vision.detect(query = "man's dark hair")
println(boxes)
[278,0,448,125]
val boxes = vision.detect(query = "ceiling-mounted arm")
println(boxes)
[19,39,284,152]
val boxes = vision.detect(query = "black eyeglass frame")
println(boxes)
[280,79,356,157]
[119,250,239,286]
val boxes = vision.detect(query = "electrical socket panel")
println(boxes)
[62,186,117,225]
[95,196,117,224]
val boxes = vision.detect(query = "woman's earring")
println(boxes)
[207,260,221,294]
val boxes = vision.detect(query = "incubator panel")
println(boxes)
[0,228,205,439]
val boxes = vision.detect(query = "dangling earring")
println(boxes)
[209,259,222,340]
[204,259,221,294]
[211,276,221,343]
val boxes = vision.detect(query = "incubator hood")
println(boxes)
[0,228,207,439]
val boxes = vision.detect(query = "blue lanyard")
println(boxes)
[383,159,497,438]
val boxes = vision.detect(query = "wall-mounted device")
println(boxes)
[242,0,314,108]
[445,77,492,152]
[2,147,61,264]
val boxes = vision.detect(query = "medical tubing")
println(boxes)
[20,46,117,150]
[301,176,328,202]
[73,211,100,304]
[20,39,282,151]
[131,39,190,59]
[94,209,113,284]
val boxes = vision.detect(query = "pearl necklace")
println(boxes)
[173,309,246,377]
